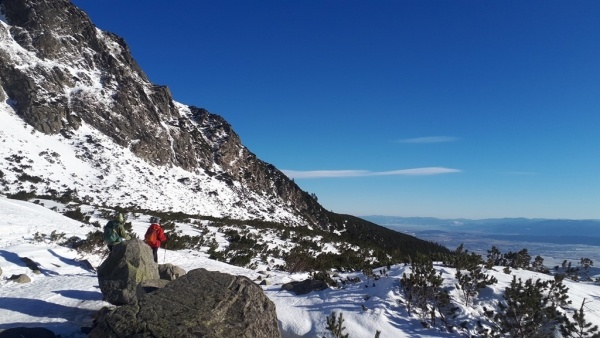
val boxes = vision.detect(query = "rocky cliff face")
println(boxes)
[0,0,328,227]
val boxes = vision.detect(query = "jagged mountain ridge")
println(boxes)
[0,0,449,256]
[0,0,326,226]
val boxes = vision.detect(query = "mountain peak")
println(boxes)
[1,0,103,64]
[0,0,327,227]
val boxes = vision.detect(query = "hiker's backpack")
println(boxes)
[103,221,120,244]
[145,226,158,246]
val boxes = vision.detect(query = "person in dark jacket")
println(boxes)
[104,213,130,252]
[144,217,167,263]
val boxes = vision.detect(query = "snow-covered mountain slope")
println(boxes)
[1,197,599,338]
[0,0,326,227]
[0,102,303,223]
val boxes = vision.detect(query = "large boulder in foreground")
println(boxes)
[97,239,159,305]
[89,268,281,338]
[0,327,57,338]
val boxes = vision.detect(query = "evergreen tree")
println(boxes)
[503,249,531,269]
[531,255,547,273]
[579,258,593,279]
[400,259,449,327]
[451,246,498,307]
[561,298,600,338]
[323,312,349,338]
[494,275,570,338]
[455,263,498,307]
[487,246,502,268]
[546,274,572,311]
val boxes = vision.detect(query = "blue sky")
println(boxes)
[71,0,600,220]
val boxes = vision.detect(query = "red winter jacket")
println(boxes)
[146,223,167,248]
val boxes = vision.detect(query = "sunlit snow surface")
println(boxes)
[1,10,600,338]
[1,197,599,337]
[0,102,303,224]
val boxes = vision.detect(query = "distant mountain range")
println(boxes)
[363,216,600,246]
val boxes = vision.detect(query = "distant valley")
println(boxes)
[364,215,600,269]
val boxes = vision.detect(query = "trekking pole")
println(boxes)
[163,243,167,264]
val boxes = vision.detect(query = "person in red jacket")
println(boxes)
[145,217,168,263]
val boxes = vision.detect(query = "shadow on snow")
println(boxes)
[0,297,97,320]
[51,289,103,301]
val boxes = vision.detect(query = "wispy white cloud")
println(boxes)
[371,167,462,176]
[397,136,458,144]
[283,167,461,179]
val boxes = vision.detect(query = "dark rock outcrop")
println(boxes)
[136,278,171,299]
[281,279,329,295]
[89,268,281,338]
[97,240,159,305]
[8,274,31,283]
[158,263,186,281]
[0,327,57,338]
